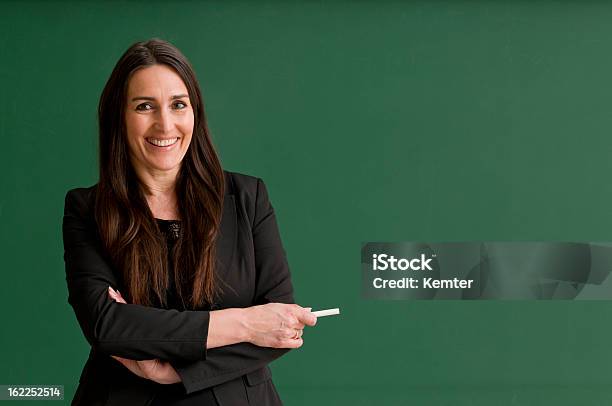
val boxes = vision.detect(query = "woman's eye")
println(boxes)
[173,101,187,109]
[136,103,153,111]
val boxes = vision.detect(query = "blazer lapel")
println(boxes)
[214,194,237,293]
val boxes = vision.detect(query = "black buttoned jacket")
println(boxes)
[63,171,293,405]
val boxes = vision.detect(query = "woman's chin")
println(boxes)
[143,160,182,174]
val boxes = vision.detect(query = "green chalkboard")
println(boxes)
[2,1,612,404]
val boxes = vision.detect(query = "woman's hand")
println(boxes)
[107,287,181,385]
[241,303,317,349]
[110,355,181,384]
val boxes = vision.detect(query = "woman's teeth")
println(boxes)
[146,137,179,147]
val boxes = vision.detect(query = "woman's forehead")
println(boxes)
[127,65,188,97]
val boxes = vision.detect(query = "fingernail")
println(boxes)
[306,307,312,312]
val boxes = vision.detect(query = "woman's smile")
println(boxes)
[145,136,180,149]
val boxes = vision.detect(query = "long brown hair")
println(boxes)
[95,38,224,309]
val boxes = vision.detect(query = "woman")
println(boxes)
[62,38,317,406]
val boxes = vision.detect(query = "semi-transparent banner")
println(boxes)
[361,242,612,300]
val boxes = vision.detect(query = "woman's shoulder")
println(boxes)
[64,184,98,215]
[223,171,275,219]
[223,170,265,196]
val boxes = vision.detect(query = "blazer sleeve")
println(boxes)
[172,177,296,394]
[63,188,210,362]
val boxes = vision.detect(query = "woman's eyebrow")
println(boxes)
[131,94,189,102]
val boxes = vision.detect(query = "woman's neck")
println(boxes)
[134,166,180,220]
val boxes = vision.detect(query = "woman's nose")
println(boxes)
[154,107,174,134]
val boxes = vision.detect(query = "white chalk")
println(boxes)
[312,308,340,317]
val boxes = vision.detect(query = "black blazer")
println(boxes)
[63,171,294,406]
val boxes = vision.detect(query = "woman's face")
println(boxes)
[124,64,194,178]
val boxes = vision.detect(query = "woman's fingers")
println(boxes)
[281,305,315,329]
[282,328,303,339]
[284,328,303,340]
[136,359,161,378]
[111,355,126,363]
[284,318,305,330]
[278,338,303,349]
[115,290,126,303]
[111,356,147,379]
[143,360,181,384]
[111,356,180,384]
[136,359,181,384]
[108,286,127,304]
[245,303,317,349]
[292,305,317,327]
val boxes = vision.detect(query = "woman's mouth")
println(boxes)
[145,137,179,148]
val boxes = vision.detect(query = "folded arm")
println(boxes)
[172,177,305,394]
[63,188,210,362]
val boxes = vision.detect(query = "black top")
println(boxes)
[150,219,218,405]
[155,219,183,310]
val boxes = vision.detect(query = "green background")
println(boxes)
[2,1,612,404]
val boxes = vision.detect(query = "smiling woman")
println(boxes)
[125,65,193,176]
[124,65,195,221]
[62,38,317,406]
